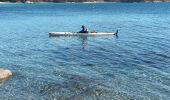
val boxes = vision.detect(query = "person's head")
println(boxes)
[82,25,85,28]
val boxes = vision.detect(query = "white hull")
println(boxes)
[49,32,117,36]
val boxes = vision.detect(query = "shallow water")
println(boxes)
[0,2,170,100]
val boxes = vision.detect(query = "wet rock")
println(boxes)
[0,68,12,82]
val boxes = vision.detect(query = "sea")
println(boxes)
[0,2,170,100]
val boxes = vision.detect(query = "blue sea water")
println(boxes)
[0,2,170,100]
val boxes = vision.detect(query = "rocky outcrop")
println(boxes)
[0,68,12,83]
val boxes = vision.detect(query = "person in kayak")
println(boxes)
[79,25,88,33]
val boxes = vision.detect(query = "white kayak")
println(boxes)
[49,30,118,37]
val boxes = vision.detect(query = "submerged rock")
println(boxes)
[0,68,12,82]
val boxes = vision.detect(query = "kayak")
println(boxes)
[49,30,118,37]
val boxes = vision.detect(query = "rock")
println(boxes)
[0,68,12,82]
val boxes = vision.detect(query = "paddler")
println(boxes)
[79,25,88,33]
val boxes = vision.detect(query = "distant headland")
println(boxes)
[0,0,170,3]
